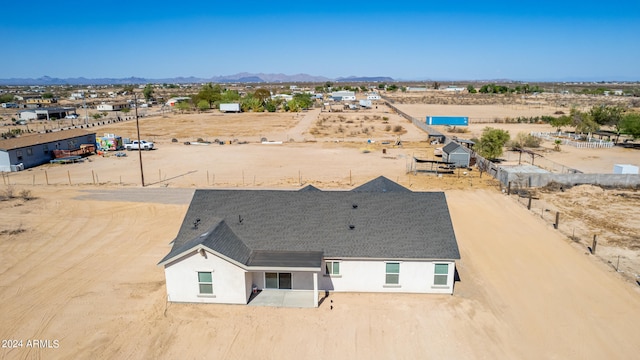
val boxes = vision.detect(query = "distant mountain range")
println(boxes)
[0,73,396,86]
[1,74,636,86]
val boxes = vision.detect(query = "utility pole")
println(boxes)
[83,92,89,125]
[134,92,145,187]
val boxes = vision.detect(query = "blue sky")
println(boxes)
[3,1,639,81]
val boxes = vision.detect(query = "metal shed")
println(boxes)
[442,142,470,167]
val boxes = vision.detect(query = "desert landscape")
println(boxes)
[1,95,640,359]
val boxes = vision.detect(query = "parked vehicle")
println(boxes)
[125,140,154,151]
[65,114,78,119]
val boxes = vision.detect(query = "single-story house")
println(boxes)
[367,93,381,100]
[0,129,96,171]
[96,102,130,111]
[442,142,471,167]
[330,91,356,102]
[158,176,461,307]
[19,107,76,121]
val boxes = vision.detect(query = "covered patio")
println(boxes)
[247,250,323,308]
[248,290,317,308]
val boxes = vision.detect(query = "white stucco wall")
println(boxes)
[319,259,456,294]
[164,249,248,304]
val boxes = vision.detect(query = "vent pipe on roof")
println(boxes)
[349,224,355,230]
[352,204,358,209]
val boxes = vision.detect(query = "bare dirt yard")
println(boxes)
[1,101,640,359]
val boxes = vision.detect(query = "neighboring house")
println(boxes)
[26,97,57,105]
[406,87,427,92]
[367,92,381,100]
[442,142,471,167]
[19,107,76,121]
[158,176,461,308]
[165,97,191,107]
[330,91,356,101]
[96,102,130,111]
[0,129,96,172]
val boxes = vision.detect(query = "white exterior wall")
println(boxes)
[0,151,11,172]
[97,104,114,111]
[164,250,248,304]
[19,112,37,121]
[319,259,456,294]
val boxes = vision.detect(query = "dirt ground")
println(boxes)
[1,101,640,359]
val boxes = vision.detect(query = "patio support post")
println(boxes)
[313,273,318,308]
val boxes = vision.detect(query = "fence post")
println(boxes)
[554,212,560,229]
[592,235,597,254]
[527,193,532,210]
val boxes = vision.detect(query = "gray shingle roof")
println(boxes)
[298,184,322,192]
[443,142,462,154]
[159,185,460,266]
[351,176,411,193]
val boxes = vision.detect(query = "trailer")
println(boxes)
[220,103,241,113]
[426,116,469,126]
[359,100,372,108]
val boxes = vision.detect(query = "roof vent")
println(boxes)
[349,224,355,230]
[352,204,358,209]
[193,218,201,229]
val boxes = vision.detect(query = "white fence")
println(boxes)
[531,132,614,149]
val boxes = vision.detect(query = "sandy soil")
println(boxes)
[1,101,640,359]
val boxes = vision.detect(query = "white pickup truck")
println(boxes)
[125,140,154,151]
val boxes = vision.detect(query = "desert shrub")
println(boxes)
[383,116,389,121]
[385,125,392,131]
[197,138,204,142]
[393,125,403,132]
[346,120,354,124]
[509,132,541,148]
[19,189,33,200]
[0,186,17,200]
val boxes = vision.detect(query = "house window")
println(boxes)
[26,148,33,156]
[265,272,292,289]
[385,262,400,285]
[198,271,213,295]
[434,264,449,286]
[325,261,340,276]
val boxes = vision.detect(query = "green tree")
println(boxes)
[432,82,441,90]
[196,83,221,108]
[589,105,623,127]
[325,81,333,89]
[570,108,599,134]
[292,93,313,110]
[315,86,325,93]
[175,101,191,113]
[466,85,477,93]
[197,100,210,111]
[477,127,510,160]
[253,88,272,105]
[220,90,240,103]
[619,113,640,139]
[42,92,54,99]
[549,115,572,132]
[387,84,398,92]
[378,83,386,90]
[241,95,263,112]
[122,85,135,93]
[143,84,154,101]
[0,94,14,103]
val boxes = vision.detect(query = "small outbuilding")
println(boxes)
[19,107,76,121]
[442,142,471,167]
